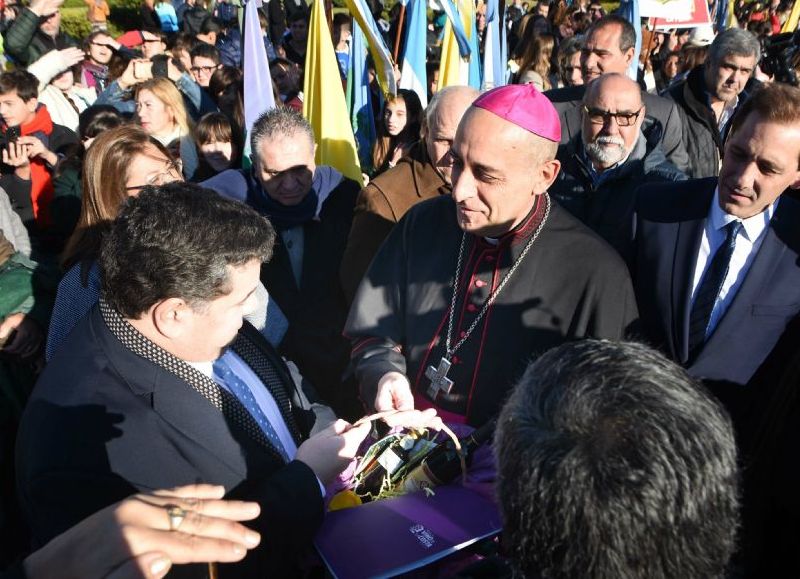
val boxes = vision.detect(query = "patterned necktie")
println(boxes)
[213,353,289,461]
[688,220,743,360]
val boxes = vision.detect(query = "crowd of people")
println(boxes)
[0,0,799,576]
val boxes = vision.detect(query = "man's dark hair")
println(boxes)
[496,340,739,579]
[190,42,221,64]
[198,15,221,35]
[0,70,39,101]
[586,14,636,52]
[100,183,275,318]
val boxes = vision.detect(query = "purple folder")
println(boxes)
[314,486,502,578]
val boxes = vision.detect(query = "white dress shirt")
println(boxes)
[690,187,777,338]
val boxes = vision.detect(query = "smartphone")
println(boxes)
[6,125,20,144]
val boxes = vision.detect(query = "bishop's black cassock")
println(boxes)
[345,193,639,426]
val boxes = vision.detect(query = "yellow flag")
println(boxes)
[437,0,478,90]
[303,0,363,185]
[782,0,800,32]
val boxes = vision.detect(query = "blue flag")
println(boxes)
[618,0,641,82]
[399,0,429,107]
[482,0,507,89]
[347,22,377,172]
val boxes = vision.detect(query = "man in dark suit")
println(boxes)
[635,83,800,576]
[545,15,690,175]
[203,107,361,420]
[16,184,371,577]
[634,82,800,390]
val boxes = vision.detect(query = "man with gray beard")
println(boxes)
[550,74,686,263]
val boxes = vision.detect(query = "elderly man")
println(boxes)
[665,28,760,179]
[550,74,685,262]
[545,15,689,174]
[16,184,371,577]
[2,0,79,66]
[203,107,361,419]
[346,84,638,427]
[492,340,738,578]
[340,86,479,302]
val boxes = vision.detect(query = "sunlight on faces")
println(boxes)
[88,34,114,65]
[125,145,183,194]
[718,114,800,219]
[384,99,407,137]
[51,68,74,92]
[582,75,644,170]
[254,133,316,206]
[191,56,218,87]
[423,88,478,186]
[153,259,262,362]
[200,139,234,172]
[581,23,635,82]
[705,54,757,104]
[39,10,60,37]
[136,89,175,136]
[0,90,37,127]
[450,107,560,237]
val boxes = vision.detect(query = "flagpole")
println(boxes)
[393,3,407,62]
[642,17,658,67]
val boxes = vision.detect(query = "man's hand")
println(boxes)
[295,419,371,484]
[374,371,415,412]
[2,141,32,171]
[0,313,43,358]
[118,58,152,90]
[29,0,63,17]
[24,484,261,579]
[16,136,58,167]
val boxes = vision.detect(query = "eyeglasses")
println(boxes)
[583,105,643,127]
[191,65,217,74]
[125,160,183,190]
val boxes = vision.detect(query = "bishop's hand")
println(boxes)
[374,372,415,412]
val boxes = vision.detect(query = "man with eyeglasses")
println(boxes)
[189,42,221,88]
[2,0,78,66]
[545,14,689,175]
[550,73,685,263]
[203,107,363,421]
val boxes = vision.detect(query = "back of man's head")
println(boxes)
[100,183,275,319]
[496,340,738,579]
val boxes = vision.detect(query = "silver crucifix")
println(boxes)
[426,357,454,399]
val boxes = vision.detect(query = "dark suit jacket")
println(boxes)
[545,84,689,175]
[16,307,324,578]
[633,178,800,387]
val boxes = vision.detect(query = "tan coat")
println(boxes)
[340,144,449,303]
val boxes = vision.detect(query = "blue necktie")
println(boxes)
[688,220,743,361]
[213,353,289,461]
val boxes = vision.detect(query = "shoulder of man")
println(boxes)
[201,168,250,202]
[544,84,585,108]
[635,177,715,221]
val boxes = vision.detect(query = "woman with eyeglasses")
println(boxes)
[135,77,199,180]
[46,124,287,360]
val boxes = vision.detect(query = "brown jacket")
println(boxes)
[340,144,449,303]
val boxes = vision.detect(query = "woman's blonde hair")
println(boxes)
[135,77,192,135]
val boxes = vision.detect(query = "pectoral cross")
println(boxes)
[426,357,454,399]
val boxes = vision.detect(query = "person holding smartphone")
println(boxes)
[0,69,78,257]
